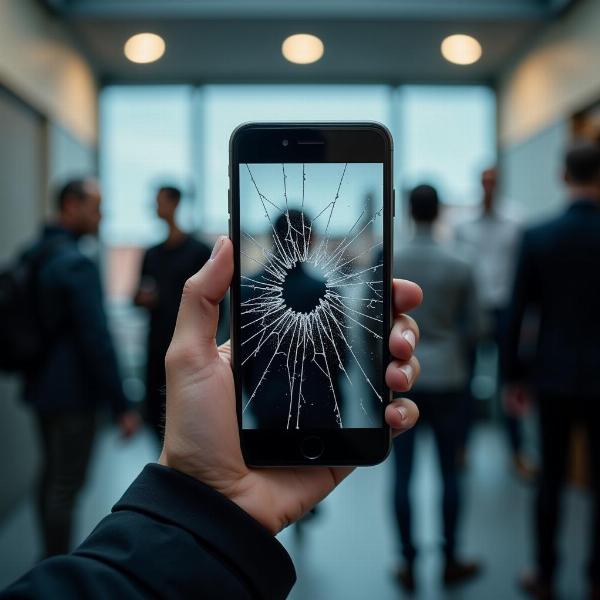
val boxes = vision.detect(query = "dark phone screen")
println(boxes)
[239,162,385,430]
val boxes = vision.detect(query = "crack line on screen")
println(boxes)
[241,163,384,429]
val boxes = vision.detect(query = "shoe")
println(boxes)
[513,454,538,481]
[519,572,554,600]
[393,564,416,593]
[443,559,482,586]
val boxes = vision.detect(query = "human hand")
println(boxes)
[134,277,159,309]
[134,289,157,309]
[503,384,532,417]
[118,410,141,439]
[159,236,422,534]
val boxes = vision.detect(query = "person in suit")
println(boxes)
[504,144,600,600]
[23,178,139,558]
[2,236,423,599]
[392,184,483,591]
[134,186,211,441]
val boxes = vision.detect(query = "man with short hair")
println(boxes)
[134,186,212,440]
[24,178,139,557]
[392,184,483,590]
[504,144,600,600]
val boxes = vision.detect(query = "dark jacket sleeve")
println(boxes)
[134,249,148,292]
[64,256,129,416]
[1,464,296,599]
[502,230,539,383]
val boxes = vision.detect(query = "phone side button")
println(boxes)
[300,435,324,460]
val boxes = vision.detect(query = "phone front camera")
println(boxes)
[282,139,289,147]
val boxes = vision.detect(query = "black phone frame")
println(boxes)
[229,122,394,466]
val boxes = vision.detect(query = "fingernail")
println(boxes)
[397,406,408,422]
[402,329,416,351]
[210,236,226,261]
[400,363,413,385]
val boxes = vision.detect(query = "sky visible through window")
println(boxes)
[100,85,193,246]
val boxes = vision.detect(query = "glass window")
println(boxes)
[201,85,392,232]
[396,85,496,205]
[100,85,193,246]
[99,83,496,243]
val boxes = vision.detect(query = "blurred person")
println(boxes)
[242,210,345,429]
[504,144,600,600]
[1,236,422,599]
[134,186,211,441]
[454,167,531,476]
[392,184,483,591]
[22,178,139,558]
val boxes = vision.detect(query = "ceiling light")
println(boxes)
[124,33,166,64]
[440,34,482,66]
[282,33,324,65]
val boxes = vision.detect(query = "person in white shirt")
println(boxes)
[455,168,521,310]
[454,167,533,478]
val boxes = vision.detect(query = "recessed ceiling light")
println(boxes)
[441,34,482,66]
[124,33,166,64]
[282,33,324,65]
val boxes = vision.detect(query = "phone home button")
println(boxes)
[300,435,324,460]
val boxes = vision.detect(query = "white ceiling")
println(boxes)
[47,0,574,84]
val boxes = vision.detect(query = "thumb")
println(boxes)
[170,236,232,367]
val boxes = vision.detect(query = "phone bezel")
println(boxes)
[229,122,394,466]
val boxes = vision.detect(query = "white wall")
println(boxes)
[501,120,568,222]
[0,89,46,517]
[0,0,98,145]
[0,0,98,518]
[497,0,600,220]
[499,0,600,147]
[47,123,98,216]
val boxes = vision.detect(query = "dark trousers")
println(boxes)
[392,391,463,564]
[461,307,522,454]
[536,394,600,583]
[493,308,523,455]
[36,410,96,557]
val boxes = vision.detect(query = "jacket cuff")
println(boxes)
[113,463,296,599]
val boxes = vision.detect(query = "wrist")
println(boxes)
[158,452,282,535]
[226,480,283,536]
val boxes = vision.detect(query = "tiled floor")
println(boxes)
[0,424,591,599]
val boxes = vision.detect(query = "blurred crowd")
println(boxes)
[1,142,599,600]
[390,144,600,599]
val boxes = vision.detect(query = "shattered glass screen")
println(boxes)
[239,162,385,429]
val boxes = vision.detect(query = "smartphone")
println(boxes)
[229,122,393,466]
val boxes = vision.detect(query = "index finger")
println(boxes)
[393,279,423,315]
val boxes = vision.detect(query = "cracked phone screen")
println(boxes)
[239,162,384,429]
